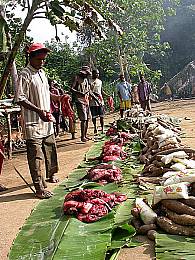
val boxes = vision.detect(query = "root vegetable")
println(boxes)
[163,207,195,225]
[191,183,195,196]
[138,224,157,235]
[162,200,195,216]
[131,216,143,231]
[147,230,157,241]
[138,176,161,184]
[157,216,195,236]
[142,164,158,173]
[180,197,195,209]
[152,160,164,168]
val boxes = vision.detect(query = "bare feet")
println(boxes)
[35,190,53,199]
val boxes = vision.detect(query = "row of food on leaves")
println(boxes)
[63,131,137,223]
[131,115,195,240]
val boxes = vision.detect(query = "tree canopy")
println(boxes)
[0,0,181,97]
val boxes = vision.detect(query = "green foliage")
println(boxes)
[77,0,180,86]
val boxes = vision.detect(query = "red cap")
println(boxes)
[27,43,50,53]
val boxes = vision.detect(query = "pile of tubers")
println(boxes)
[126,110,195,237]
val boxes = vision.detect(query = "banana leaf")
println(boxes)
[85,140,104,160]
[9,140,142,260]
[156,233,195,260]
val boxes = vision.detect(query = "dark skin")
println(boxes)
[71,72,102,141]
[118,75,131,118]
[91,71,107,134]
[71,73,90,142]
[19,52,66,121]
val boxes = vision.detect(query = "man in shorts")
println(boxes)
[71,66,91,142]
[116,74,132,118]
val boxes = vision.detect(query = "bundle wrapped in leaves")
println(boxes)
[63,189,127,223]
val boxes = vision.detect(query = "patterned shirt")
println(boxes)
[16,64,54,139]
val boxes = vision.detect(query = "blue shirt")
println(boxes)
[117,81,132,101]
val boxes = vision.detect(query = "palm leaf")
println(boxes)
[156,233,195,260]
[9,140,143,259]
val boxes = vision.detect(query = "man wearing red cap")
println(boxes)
[16,43,65,199]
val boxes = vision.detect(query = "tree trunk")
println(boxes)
[0,0,40,98]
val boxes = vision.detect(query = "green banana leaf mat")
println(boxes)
[9,139,143,260]
[9,137,195,260]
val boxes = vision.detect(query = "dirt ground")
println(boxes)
[1,100,195,260]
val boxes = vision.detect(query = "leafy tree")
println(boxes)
[146,0,195,85]
[77,0,180,86]
[0,0,123,98]
[44,40,82,88]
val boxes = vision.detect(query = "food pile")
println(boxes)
[63,128,136,222]
[128,109,195,238]
[63,189,127,223]
[101,131,135,162]
[86,163,122,185]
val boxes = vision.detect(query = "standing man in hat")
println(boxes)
[71,66,91,142]
[16,43,66,199]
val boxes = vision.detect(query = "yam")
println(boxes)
[149,168,164,177]
[180,197,195,209]
[131,217,142,231]
[191,182,195,196]
[162,200,195,216]
[139,154,148,164]
[142,147,148,153]
[147,230,157,241]
[152,160,164,168]
[163,207,195,225]
[138,224,156,235]
[157,216,195,236]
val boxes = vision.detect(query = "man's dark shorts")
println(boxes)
[90,106,104,119]
[76,102,90,121]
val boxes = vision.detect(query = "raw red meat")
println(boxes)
[107,96,114,112]
[61,95,74,120]
[87,163,122,184]
[106,127,117,136]
[63,189,127,223]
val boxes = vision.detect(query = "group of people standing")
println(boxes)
[116,73,152,118]
[15,43,107,198]
[9,42,153,199]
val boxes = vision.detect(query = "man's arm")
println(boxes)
[71,76,86,96]
[19,100,48,121]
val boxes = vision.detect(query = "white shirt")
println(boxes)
[90,78,104,106]
[16,64,54,139]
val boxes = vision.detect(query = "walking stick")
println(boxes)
[13,166,36,194]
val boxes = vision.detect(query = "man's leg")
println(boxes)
[81,120,86,142]
[100,116,104,133]
[26,139,44,192]
[140,100,146,110]
[42,134,59,182]
[146,100,151,111]
[92,117,97,134]
[120,100,124,118]
[85,119,89,139]
[120,109,124,118]
[26,139,53,198]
